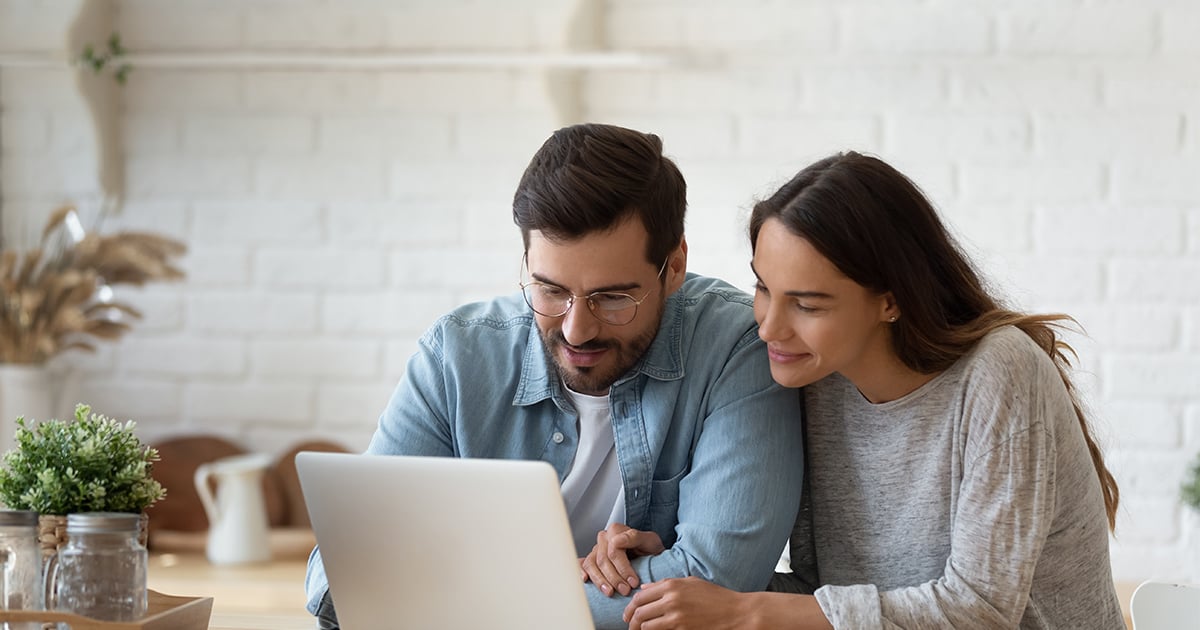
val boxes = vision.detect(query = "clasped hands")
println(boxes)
[579,523,750,630]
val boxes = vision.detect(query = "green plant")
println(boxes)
[78,32,131,84]
[1184,452,1200,513]
[0,403,165,514]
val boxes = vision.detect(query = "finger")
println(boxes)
[612,528,664,587]
[582,550,617,596]
[623,582,668,626]
[595,534,633,596]
[607,534,641,590]
[629,529,666,556]
[586,531,625,596]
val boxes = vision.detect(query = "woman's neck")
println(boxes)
[841,335,939,405]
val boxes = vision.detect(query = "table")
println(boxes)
[147,551,1140,630]
[148,552,312,630]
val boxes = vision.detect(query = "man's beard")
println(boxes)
[539,304,664,396]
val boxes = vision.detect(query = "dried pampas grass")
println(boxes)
[0,205,186,364]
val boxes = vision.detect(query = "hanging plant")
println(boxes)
[77,32,131,85]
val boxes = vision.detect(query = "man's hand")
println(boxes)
[579,523,665,597]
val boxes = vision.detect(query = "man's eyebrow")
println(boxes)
[528,271,641,294]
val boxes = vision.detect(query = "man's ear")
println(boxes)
[666,238,688,293]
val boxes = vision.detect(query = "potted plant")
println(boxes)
[0,403,166,557]
[0,203,185,451]
[1184,453,1200,513]
[0,204,185,364]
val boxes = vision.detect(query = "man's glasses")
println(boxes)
[519,257,669,326]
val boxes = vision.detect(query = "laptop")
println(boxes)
[296,451,595,630]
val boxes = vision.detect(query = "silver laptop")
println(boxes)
[296,451,594,630]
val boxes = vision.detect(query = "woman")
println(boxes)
[595,152,1124,629]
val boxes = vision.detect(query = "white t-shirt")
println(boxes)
[559,386,626,557]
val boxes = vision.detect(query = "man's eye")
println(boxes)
[593,293,632,307]
[539,285,569,299]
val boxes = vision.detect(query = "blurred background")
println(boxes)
[1,0,1197,585]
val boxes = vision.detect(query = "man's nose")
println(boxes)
[560,299,600,346]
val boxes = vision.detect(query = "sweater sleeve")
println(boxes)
[815,341,1059,629]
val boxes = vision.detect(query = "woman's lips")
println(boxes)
[767,347,811,364]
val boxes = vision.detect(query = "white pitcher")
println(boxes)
[194,453,273,565]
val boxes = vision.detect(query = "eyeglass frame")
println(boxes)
[518,255,671,326]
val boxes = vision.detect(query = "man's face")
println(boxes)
[524,217,680,396]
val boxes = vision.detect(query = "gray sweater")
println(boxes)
[771,326,1124,629]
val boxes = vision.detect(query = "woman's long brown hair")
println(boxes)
[750,152,1118,530]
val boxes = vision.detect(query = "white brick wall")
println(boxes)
[2,0,1198,587]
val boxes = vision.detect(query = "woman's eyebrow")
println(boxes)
[750,263,833,299]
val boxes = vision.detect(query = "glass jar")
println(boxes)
[44,512,147,622]
[0,509,42,629]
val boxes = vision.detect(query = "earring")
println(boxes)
[888,315,898,322]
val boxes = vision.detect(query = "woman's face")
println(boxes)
[751,218,896,389]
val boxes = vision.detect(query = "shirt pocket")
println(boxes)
[649,467,685,547]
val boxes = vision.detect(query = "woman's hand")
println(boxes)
[580,523,665,596]
[623,578,833,630]
[622,577,748,629]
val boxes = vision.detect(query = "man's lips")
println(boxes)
[560,344,609,367]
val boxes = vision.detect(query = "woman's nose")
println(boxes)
[755,299,787,343]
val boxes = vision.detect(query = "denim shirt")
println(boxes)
[305,273,804,629]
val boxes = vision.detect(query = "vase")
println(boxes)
[0,364,55,457]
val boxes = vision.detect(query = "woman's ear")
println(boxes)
[880,291,900,323]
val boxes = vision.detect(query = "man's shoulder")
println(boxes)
[421,293,535,351]
[648,273,763,374]
[676,273,754,309]
[434,292,532,331]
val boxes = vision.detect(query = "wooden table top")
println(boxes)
[147,550,1140,630]
[148,552,312,630]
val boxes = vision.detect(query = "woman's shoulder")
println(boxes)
[956,325,1074,440]
[961,325,1059,383]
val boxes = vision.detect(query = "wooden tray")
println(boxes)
[0,590,213,630]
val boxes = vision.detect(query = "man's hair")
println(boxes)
[512,123,686,266]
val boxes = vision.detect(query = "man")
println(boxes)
[305,123,803,629]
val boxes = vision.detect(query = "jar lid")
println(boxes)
[0,510,38,526]
[66,512,141,533]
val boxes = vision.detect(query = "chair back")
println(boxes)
[1130,580,1200,630]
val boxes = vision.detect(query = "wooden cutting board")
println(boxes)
[146,436,288,534]
[272,439,352,528]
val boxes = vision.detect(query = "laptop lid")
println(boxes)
[296,451,594,630]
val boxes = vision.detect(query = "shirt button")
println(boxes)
[552,431,564,444]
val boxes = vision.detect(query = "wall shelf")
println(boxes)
[0,50,680,71]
